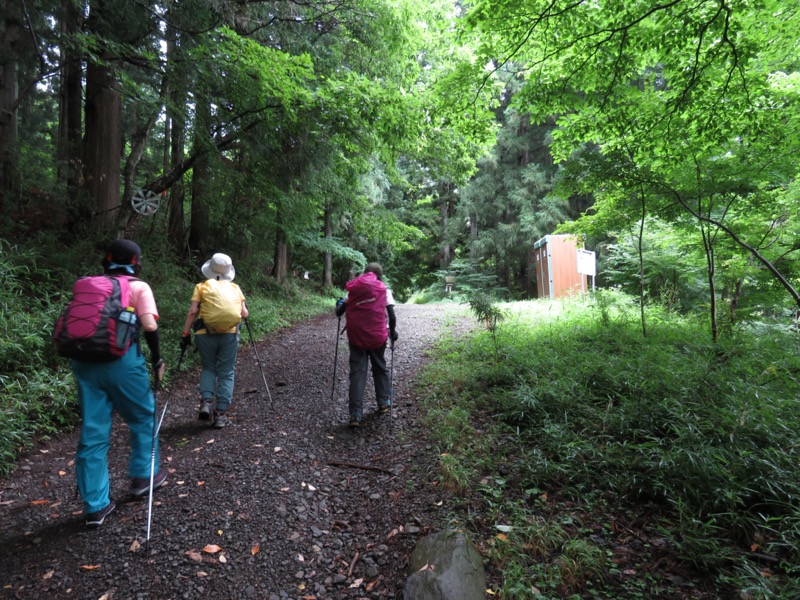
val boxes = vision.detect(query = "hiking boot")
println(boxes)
[130,469,167,498]
[349,415,362,428]
[85,500,116,528]
[377,400,391,414]
[213,411,229,429]
[198,399,214,421]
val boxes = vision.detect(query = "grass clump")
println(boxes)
[420,290,800,597]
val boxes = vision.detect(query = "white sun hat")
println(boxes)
[201,253,236,281]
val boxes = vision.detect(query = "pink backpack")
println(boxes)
[53,275,138,362]
[345,272,388,349]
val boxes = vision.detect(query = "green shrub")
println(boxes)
[421,292,800,595]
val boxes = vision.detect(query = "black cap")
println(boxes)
[102,239,142,275]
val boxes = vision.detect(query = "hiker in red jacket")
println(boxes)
[335,263,397,427]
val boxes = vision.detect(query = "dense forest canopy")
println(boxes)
[1,0,799,318]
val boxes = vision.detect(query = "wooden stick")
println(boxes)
[348,551,360,577]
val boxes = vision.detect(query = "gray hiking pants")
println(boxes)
[348,344,389,420]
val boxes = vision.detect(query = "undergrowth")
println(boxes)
[420,290,800,599]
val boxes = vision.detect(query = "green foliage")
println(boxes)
[421,293,800,596]
[0,242,79,475]
[461,0,800,310]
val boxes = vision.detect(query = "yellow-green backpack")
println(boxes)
[199,279,242,333]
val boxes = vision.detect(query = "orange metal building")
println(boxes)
[534,234,588,299]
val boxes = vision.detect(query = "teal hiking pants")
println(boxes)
[71,346,158,514]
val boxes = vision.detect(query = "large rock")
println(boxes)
[404,530,486,600]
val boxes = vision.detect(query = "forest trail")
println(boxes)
[0,303,475,600]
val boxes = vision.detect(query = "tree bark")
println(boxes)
[189,98,211,255]
[273,218,290,283]
[167,54,187,249]
[57,0,83,199]
[0,0,20,208]
[83,58,122,229]
[323,205,333,287]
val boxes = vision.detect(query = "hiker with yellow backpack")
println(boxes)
[181,253,248,429]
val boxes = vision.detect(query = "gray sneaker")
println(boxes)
[213,411,228,429]
[198,399,214,421]
[85,500,116,528]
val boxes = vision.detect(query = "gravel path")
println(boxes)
[0,303,475,600]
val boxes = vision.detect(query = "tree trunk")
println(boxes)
[57,0,83,199]
[637,186,647,337]
[0,0,20,208]
[438,182,452,269]
[701,221,718,343]
[167,64,186,249]
[83,59,122,229]
[189,98,211,256]
[273,217,290,283]
[323,205,333,287]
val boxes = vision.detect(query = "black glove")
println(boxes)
[336,298,344,308]
[390,329,398,342]
[180,334,192,351]
[152,357,165,372]
[335,298,346,317]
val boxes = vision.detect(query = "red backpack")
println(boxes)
[52,275,138,362]
[345,272,388,350]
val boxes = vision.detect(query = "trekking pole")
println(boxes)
[156,345,187,435]
[146,346,186,550]
[145,375,159,552]
[243,318,274,410]
[330,316,341,403]
[389,339,395,421]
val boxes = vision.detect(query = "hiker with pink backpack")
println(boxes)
[335,263,398,427]
[53,240,167,528]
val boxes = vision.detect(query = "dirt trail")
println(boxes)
[0,303,474,600]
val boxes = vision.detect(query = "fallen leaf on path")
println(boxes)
[58,471,66,476]
[99,593,111,600]
[206,439,215,444]
[129,540,141,552]
[185,550,203,562]
[219,554,227,563]
[203,544,222,554]
[251,544,260,555]
[31,500,50,505]
[42,570,55,580]
[349,578,364,588]
[196,571,208,577]
[79,564,101,571]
